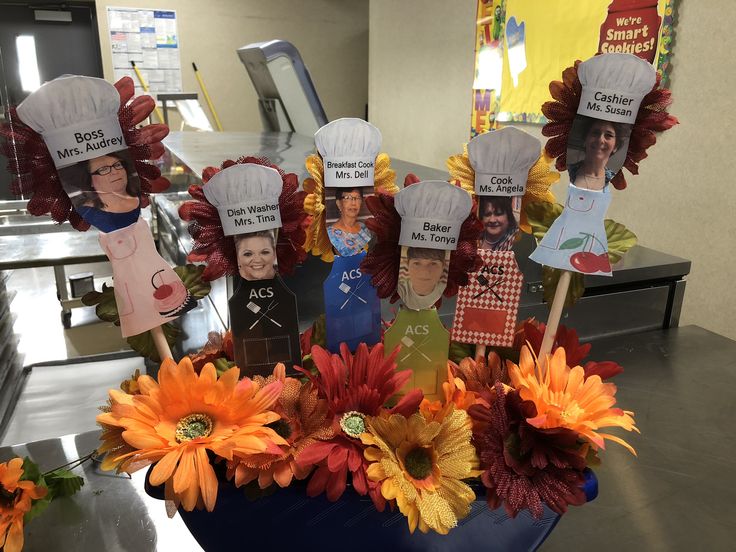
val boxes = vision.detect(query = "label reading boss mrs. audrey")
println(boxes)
[42,116,125,169]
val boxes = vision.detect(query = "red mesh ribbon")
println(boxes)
[361,174,482,304]
[0,76,170,231]
[541,59,678,190]
[179,156,308,281]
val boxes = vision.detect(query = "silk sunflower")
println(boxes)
[302,152,398,262]
[96,357,287,512]
[360,406,479,535]
[0,458,48,552]
[446,142,559,234]
[508,345,638,455]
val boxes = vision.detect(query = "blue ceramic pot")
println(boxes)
[145,467,597,552]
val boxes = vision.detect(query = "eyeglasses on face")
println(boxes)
[339,194,361,202]
[90,160,124,176]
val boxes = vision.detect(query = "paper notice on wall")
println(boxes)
[107,7,182,95]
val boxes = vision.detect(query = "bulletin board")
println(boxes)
[470,0,677,135]
[107,7,182,95]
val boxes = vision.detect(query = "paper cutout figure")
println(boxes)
[530,53,656,276]
[99,218,194,337]
[452,249,523,347]
[14,75,195,337]
[229,275,301,376]
[384,308,449,401]
[235,229,278,281]
[396,246,450,311]
[326,187,374,256]
[324,252,381,352]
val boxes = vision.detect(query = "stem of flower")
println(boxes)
[42,450,98,476]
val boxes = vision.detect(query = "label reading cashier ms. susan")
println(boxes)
[399,218,460,250]
[474,173,526,196]
[323,157,375,188]
[42,116,126,169]
[577,87,642,125]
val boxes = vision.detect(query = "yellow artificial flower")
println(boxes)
[361,406,479,535]
[446,143,559,233]
[96,358,287,512]
[302,152,398,262]
[508,346,638,455]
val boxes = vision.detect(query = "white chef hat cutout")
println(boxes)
[315,118,381,188]
[203,164,283,236]
[467,127,541,196]
[577,53,656,125]
[395,180,472,251]
[16,75,125,170]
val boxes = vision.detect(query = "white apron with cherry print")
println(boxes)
[529,182,612,276]
[98,217,193,337]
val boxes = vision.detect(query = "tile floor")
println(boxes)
[1,261,144,446]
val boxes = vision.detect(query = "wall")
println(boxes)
[369,0,736,340]
[95,0,369,131]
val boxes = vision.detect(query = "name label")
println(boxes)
[323,156,375,188]
[217,200,282,236]
[577,87,642,124]
[42,116,126,169]
[474,172,526,196]
[399,218,460,250]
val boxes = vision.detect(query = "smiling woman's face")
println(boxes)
[237,235,277,281]
[89,155,128,194]
[584,120,618,164]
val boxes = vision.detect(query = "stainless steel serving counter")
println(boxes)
[156,131,690,349]
[3,325,734,551]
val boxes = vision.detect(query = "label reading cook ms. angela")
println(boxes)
[474,174,525,196]
[399,219,459,250]
[323,158,375,188]
[43,117,126,169]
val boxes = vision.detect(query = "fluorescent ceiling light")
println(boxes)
[16,35,41,92]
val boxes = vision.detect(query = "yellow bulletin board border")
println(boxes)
[470,0,677,135]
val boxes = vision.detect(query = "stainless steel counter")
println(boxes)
[2,325,733,551]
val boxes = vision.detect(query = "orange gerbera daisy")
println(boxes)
[508,346,638,455]
[96,358,288,512]
[0,458,47,552]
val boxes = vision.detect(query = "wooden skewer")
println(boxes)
[538,270,572,362]
[150,325,173,361]
[475,344,486,364]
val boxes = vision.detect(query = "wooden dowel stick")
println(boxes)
[475,344,486,364]
[151,325,173,361]
[539,270,572,361]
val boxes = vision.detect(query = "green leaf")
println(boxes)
[605,219,637,265]
[213,358,236,377]
[82,283,120,325]
[449,341,473,364]
[20,457,42,484]
[542,267,585,308]
[559,237,585,250]
[310,314,327,348]
[525,201,563,242]
[45,469,84,498]
[24,493,51,523]
[173,264,212,300]
[126,322,180,362]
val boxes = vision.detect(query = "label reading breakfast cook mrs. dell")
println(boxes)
[323,158,375,187]
[399,219,460,250]
[42,117,126,169]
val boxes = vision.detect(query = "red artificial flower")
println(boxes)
[468,383,587,519]
[0,76,169,231]
[295,343,423,509]
[361,174,482,303]
[178,156,308,281]
[541,59,678,190]
[520,320,623,380]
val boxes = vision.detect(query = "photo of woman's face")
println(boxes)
[408,255,445,296]
[482,201,509,242]
[336,190,362,220]
[584,120,618,163]
[89,155,129,195]
[236,233,277,281]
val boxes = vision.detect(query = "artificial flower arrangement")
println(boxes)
[93,318,636,537]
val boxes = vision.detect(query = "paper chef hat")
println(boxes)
[314,118,381,188]
[16,75,125,169]
[395,180,472,251]
[576,53,656,125]
[467,127,541,196]
[203,164,283,236]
